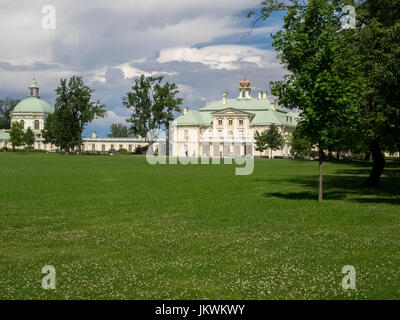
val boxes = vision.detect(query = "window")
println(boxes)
[102,145,105,152]
[218,119,222,126]
[218,130,222,136]
[242,91,245,98]
[239,119,243,126]
[34,120,40,130]
[111,144,114,150]
[184,129,188,139]
[128,145,132,152]
[228,119,233,126]
[20,120,24,129]
[228,131,233,136]
[92,144,96,151]
[36,134,41,138]
[208,130,212,136]
[81,144,85,151]
[119,144,123,150]
[239,129,243,137]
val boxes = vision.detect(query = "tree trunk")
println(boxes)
[318,148,323,202]
[165,122,169,156]
[366,142,385,187]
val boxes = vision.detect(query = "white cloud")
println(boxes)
[157,45,280,70]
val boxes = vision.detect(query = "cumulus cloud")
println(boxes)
[157,45,280,70]
[0,0,286,137]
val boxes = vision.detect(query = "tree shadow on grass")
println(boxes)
[263,191,346,201]
[261,162,400,205]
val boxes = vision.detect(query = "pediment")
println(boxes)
[211,108,253,116]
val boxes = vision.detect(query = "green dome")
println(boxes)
[13,97,53,113]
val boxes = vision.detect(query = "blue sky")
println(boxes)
[0,0,287,137]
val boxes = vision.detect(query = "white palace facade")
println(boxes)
[171,77,298,158]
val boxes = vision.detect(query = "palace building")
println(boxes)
[0,79,147,152]
[1,77,301,157]
[171,77,299,158]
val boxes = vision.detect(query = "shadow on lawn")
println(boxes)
[263,161,400,204]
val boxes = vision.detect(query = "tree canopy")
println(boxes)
[123,75,182,146]
[23,127,35,148]
[107,123,131,138]
[43,76,106,151]
[9,122,24,149]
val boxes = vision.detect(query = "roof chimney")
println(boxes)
[258,91,262,99]
[222,91,228,105]
[263,92,268,99]
[183,106,188,114]
[270,103,275,111]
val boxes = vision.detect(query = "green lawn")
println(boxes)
[0,153,399,299]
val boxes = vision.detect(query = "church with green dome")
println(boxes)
[10,79,53,149]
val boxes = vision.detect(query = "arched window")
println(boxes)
[34,120,40,130]
[20,120,24,129]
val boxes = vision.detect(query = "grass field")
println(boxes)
[0,153,399,299]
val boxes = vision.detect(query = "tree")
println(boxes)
[254,130,267,154]
[254,124,284,158]
[9,122,24,151]
[289,125,312,157]
[252,0,400,187]
[252,0,359,201]
[107,123,131,138]
[123,74,182,152]
[23,127,35,149]
[0,98,20,129]
[345,0,400,185]
[43,76,106,151]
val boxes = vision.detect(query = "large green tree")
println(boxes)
[251,0,359,201]
[252,0,400,188]
[0,98,20,129]
[347,0,400,185]
[9,122,24,151]
[123,75,182,152]
[43,76,106,151]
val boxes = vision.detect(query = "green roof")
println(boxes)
[173,110,212,126]
[13,97,53,113]
[174,98,299,127]
[0,130,10,141]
